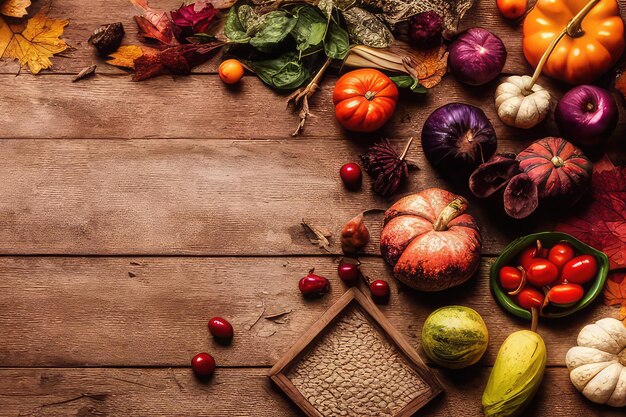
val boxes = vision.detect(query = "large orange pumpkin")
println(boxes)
[380,188,482,291]
[333,69,399,133]
[523,0,625,85]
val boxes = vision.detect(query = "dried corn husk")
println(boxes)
[345,42,448,88]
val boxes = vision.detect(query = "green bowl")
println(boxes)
[490,232,609,320]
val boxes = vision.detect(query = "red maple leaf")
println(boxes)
[555,155,626,270]
[133,41,224,81]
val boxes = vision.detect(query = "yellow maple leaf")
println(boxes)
[0,11,68,74]
[107,45,146,69]
[0,0,30,18]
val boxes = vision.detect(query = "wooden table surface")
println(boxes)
[1,1,625,416]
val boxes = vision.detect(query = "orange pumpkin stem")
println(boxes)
[433,198,468,231]
[528,0,601,89]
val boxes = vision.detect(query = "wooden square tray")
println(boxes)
[269,288,443,417]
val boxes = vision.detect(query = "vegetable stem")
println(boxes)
[530,307,538,333]
[399,137,414,161]
[288,57,333,136]
[433,198,467,231]
[528,0,600,88]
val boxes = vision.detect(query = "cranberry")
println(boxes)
[370,280,390,298]
[337,260,361,285]
[340,163,362,191]
[298,273,330,296]
[191,352,216,376]
[208,317,234,339]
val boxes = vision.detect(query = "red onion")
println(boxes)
[448,28,507,86]
[422,103,498,177]
[555,85,619,146]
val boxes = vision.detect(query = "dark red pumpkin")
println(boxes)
[380,188,482,291]
[516,137,592,205]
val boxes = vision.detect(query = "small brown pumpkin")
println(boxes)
[517,137,592,205]
[381,188,482,291]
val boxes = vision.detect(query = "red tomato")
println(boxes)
[526,259,559,287]
[546,283,584,307]
[561,255,598,284]
[333,69,399,133]
[518,242,548,271]
[499,266,524,291]
[548,242,575,269]
[517,287,544,310]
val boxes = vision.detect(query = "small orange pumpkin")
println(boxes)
[333,69,399,133]
[523,0,625,85]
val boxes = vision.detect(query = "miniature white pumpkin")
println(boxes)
[565,318,626,407]
[494,75,551,129]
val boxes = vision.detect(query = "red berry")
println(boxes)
[298,273,330,296]
[208,317,234,339]
[191,352,216,376]
[337,260,361,285]
[340,163,362,190]
[517,287,544,310]
[369,280,390,298]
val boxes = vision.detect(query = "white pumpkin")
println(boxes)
[494,75,551,129]
[566,318,626,407]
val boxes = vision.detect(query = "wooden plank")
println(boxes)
[0,256,615,367]
[0,367,621,417]
[0,0,575,76]
[2,73,625,140]
[0,137,570,256]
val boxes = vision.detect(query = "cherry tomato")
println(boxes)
[219,59,244,85]
[499,266,523,291]
[526,259,559,287]
[548,242,575,269]
[517,287,544,310]
[496,0,528,19]
[546,283,584,307]
[518,241,548,271]
[561,255,597,284]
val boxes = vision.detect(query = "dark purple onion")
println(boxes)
[555,85,619,146]
[448,28,507,86]
[421,103,497,177]
[409,11,443,49]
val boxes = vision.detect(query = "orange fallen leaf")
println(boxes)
[604,275,626,320]
[0,0,30,18]
[0,11,68,74]
[406,44,448,89]
[106,45,155,69]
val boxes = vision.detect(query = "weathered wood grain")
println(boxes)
[0,256,615,367]
[0,367,621,417]
[2,73,624,140]
[0,0,580,76]
[0,137,575,256]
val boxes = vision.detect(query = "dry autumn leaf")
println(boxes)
[604,277,626,320]
[107,45,153,69]
[0,0,30,18]
[405,43,448,89]
[0,11,68,74]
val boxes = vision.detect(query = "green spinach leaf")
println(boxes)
[324,22,350,60]
[291,5,327,53]
[390,75,428,93]
[249,11,297,53]
[248,52,311,90]
[224,7,250,43]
